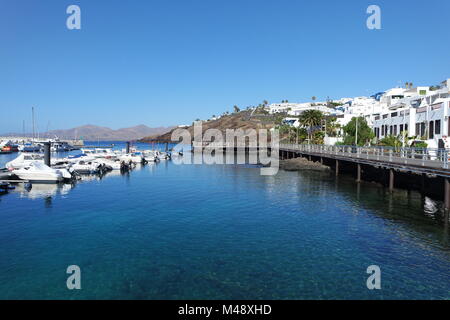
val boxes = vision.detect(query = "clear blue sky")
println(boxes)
[1,0,449,132]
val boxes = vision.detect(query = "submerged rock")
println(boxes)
[280,157,330,172]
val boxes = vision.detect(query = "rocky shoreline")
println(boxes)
[279,157,330,172]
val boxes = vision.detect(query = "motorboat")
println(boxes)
[142,150,159,162]
[12,161,63,183]
[71,160,103,174]
[21,143,41,153]
[81,148,116,159]
[156,151,170,160]
[6,153,44,170]
[53,153,95,166]
[120,152,145,164]
[0,140,19,153]
[94,158,122,170]
[51,141,71,152]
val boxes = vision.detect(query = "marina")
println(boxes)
[2,0,450,304]
[0,141,449,299]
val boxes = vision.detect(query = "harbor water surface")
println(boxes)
[0,142,449,299]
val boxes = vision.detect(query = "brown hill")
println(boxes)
[139,111,282,143]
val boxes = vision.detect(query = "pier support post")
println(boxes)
[320,157,323,164]
[444,178,450,211]
[43,142,51,167]
[356,163,361,183]
[335,159,339,176]
[389,169,394,192]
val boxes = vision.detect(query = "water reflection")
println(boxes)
[297,171,450,249]
[14,183,70,200]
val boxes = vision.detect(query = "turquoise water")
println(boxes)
[0,142,449,299]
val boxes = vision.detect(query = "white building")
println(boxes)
[268,78,450,148]
[372,79,450,148]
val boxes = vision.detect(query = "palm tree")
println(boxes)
[263,100,268,106]
[299,110,324,144]
[233,105,240,113]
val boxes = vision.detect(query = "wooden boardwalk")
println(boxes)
[279,144,450,178]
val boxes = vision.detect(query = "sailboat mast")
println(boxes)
[32,107,35,141]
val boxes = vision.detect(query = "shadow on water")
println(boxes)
[293,169,450,250]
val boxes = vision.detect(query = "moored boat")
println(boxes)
[13,161,63,183]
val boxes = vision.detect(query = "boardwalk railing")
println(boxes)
[280,144,450,170]
[192,141,450,170]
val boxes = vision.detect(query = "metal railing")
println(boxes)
[280,144,450,169]
[191,141,450,169]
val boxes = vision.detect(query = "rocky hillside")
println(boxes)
[139,111,281,142]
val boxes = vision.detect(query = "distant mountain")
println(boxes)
[2,124,175,141]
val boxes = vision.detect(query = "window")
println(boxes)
[429,121,434,139]
[420,122,426,138]
[405,124,408,133]
[435,120,441,135]
[391,112,398,117]
[393,125,397,136]
[400,124,404,133]
[416,123,420,136]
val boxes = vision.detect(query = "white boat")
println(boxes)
[156,151,170,160]
[94,158,122,170]
[6,153,44,170]
[13,161,63,183]
[71,160,103,174]
[81,148,116,159]
[120,152,145,164]
[142,150,159,162]
[6,153,73,175]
